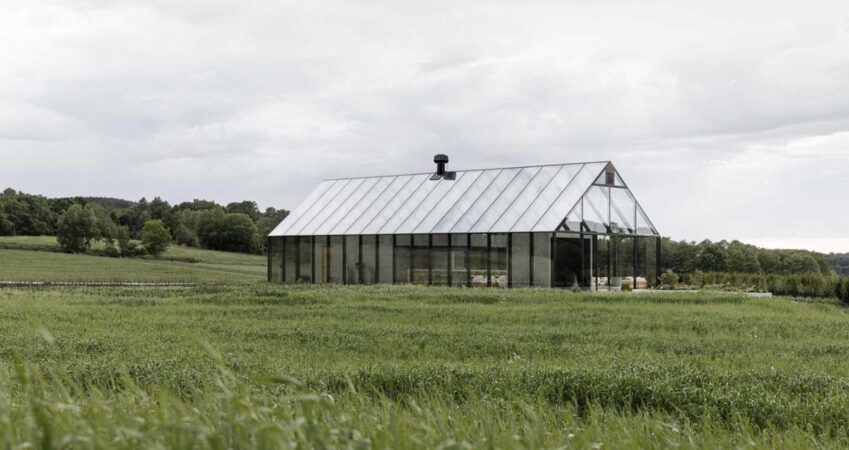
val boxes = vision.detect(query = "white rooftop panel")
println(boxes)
[269,161,654,236]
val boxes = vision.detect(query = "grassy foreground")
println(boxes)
[1,284,849,448]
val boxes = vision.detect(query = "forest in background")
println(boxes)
[1,186,847,270]
[0,188,287,254]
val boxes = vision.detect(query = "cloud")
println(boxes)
[0,0,848,251]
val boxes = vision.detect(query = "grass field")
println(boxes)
[2,275,849,448]
[0,236,266,283]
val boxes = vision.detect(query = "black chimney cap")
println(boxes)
[434,154,449,164]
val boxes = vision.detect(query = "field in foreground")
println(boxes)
[1,285,849,448]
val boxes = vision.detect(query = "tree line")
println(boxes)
[660,238,835,277]
[0,188,288,255]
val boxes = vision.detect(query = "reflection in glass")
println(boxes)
[314,236,327,283]
[450,234,469,287]
[610,188,636,234]
[284,236,297,283]
[329,236,344,283]
[361,235,376,284]
[469,234,488,287]
[583,186,609,233]
[270,237,283,284]
[511,233,531,287]
[532,233,551,287]
[298,237,312,283]
[378,235,393,283]
[490,234,508,288]
[430,234,449,285]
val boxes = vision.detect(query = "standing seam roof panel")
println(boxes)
[392,172,467,234]
[269,180,334,236]
[489,165,562,233]
[279,179,348,236]
[432,169,511,234]
[345,175,414,235]
[313,177,381,235]
[532,162,607,232]
[412,170,488,234]
[365,175,431,234]
[510,164,583,232]
[464,167,539,233]
[290,178,362,236]
[331,176,397,235]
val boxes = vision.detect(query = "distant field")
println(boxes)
[0,248,264,283]
[1,285,849,448]
[0,235,265,266]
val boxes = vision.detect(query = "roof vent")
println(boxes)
[431,154,456,180]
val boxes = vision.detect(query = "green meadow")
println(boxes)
[1,248,849,448]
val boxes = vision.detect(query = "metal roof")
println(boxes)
[270,161,656,236]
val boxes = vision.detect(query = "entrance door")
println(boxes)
[553,233,582,288]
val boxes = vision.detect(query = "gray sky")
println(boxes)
[1,0,848,252]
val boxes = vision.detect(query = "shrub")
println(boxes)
[141,220,171,258]
[660,270,679,289]
[56,204,99,253]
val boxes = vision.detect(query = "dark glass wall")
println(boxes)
[394,235,411,284]
[511,233,530,287]
[450,234,469,287]
[469,234,488,287]
[432,234,449,286]
[490,234,508,288]
[272,232,658,290]
[270,237,283,284]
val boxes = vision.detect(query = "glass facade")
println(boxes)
[511,233,530,287]
[268,162,660,289]
[450,234,469,287]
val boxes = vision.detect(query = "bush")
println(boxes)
[660,270,679,289]
[141,220,171,258]
[56,204,99,253]
[839,277,849,305]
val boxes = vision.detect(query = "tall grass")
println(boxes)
[3,284,849,447]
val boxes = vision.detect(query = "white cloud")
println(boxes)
[0,0,848,251]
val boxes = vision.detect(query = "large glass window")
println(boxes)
[553,233,582,288]
[490,234,508,288]
[394,235,411,284]
[532,233,551,287]
[583,186,610,233]
[469,234,488,287]
[511,233,530,287]
[270,237,283,284]
[362,236,377,284]
[432,234,449,286]
[412,235,429,285]
[329,236,344,283]
[345,236,359,284]
[298,237,313,283]
[378,235,393,283]
[593,235,610,291]
[610,188,636,234]
[314,236,327,283]
[611,235,634,291]
[450,234,469,287]
[636,236,658,288]
[284,237,297,283]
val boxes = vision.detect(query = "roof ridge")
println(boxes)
[321,160,612,181]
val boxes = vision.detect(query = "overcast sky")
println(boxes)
[1,0,848,252]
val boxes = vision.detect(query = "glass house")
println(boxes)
[268,157,659,290]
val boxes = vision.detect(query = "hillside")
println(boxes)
[0,240,265,283]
